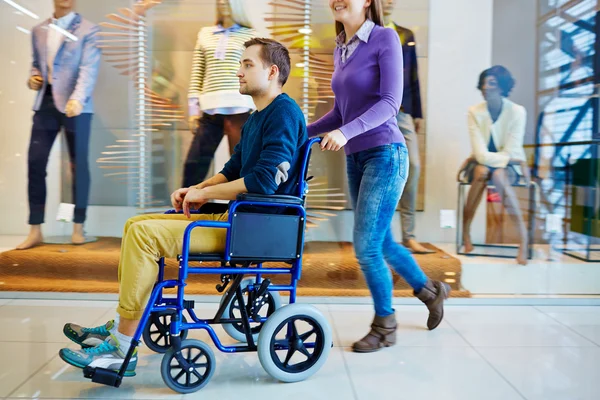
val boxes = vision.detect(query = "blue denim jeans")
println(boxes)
[347,143,428,317]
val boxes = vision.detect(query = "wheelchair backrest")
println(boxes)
[294,137,321,199]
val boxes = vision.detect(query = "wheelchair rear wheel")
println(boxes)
[143,310,189,354]
[161,339,215,394]
[257,303,332,383]
[221,277,282,343]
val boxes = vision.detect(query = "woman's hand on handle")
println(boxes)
[320,129,348,152]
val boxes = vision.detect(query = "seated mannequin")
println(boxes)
[457,65,530,265]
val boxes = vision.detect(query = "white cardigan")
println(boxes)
[467,98,527,168]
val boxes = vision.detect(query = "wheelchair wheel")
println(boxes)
[221,278,282,343]
[161,339,215,394]
[142,310,188,354]
[257,303,332,383]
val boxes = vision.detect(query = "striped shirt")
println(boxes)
[188,24,257,116]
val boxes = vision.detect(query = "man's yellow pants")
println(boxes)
[116,212,229,320]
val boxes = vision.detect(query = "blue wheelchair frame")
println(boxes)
[84,137,322,387]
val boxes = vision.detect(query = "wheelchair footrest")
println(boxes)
[83,366,123,388]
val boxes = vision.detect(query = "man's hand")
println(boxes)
[28,75,43,91]
[182,187,210,218]
[414,118,424,133]
[189,116,200,134]
[170,187,191,211]
[65,99,83,118]
[320,129,348,152]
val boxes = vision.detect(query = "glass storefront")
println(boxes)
[1,0,599,298]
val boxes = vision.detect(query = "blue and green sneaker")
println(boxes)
[63,320,114,348]
[59,334,137,377]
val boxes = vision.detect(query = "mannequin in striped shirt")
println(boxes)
[184,0,257,187]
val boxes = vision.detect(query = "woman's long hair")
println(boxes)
[217,0,253,29]
[335,0,384,36]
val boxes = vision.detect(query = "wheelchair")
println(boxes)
[82,137,333,394]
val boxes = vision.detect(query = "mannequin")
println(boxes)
[18,0,100,249]
[458,66,529,265]
[184,0,256,187]
[383,0,431,254]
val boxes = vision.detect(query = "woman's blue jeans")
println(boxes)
[346,143,428,317]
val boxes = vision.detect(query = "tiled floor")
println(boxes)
[0,299,599,400]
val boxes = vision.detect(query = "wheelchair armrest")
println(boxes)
[236,193,303,205]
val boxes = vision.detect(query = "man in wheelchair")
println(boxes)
[59,38,308,375]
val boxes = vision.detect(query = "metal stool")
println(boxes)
[456,177,536,259]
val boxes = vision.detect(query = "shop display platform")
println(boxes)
[0,239,470,297]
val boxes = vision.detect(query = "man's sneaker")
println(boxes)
[63,320,114,348]
[59,334,137,377]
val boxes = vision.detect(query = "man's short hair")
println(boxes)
[244,38,291,86]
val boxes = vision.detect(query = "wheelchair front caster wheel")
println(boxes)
[142,310,188,354]
[161,339,216,394]
[257,303,332,383]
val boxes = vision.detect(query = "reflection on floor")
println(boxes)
[0,298,598,400]
[0,240,469,297]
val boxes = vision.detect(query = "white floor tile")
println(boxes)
[95,307,118,326]
[478,346,600,400]
[536,306,600,346]
[345,346,523,400]
[327,304,374,312]
[182,346,353,400]
[536,306,600,314]
[0,302,114,343]
[3,302,599,400]
[0,342,63,397]
[9,345,183,399]
[444,306,597,347]
[10,340,349,399]
[329,305,470,348]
